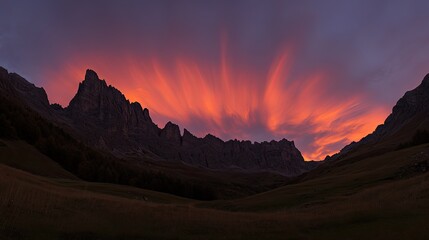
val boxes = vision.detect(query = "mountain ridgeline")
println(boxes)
[326,73,429,161]
[0,67,313,176]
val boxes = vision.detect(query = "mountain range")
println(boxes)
[0,67,315,176]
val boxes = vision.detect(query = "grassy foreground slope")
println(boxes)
[0,140,77,180]
[204,143,429,212]
[1,140,429,239]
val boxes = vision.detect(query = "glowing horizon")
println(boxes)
[41,48,389,160]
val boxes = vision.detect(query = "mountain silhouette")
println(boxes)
[326,73,429,161]
[0,67,315,176]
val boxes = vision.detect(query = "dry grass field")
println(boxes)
[1,140,429,239]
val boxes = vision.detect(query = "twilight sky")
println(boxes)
[1,0,429,160]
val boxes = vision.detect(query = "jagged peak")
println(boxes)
[163,121,179,130]
[85,69,100,81]
[80,69,107,89]
[279,138,292,143]
[160,121,181,143]
[68,70,123,112]
[183,128,195,137]
[142,108,151,121]
[204,133,223,143]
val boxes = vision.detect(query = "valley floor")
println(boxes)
[1,140,429,239]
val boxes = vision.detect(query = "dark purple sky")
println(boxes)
[1,0,428,159]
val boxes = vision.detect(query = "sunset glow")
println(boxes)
[7,0,428,160]
[42,49,389,160]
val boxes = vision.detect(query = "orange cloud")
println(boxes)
[42,49,389,161]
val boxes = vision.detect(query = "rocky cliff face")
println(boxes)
[0,67,52,117]
[376,73,429,136]
[67,71,309,175]
[160,122,181,144]
[0,67,312,176]
[178,137,306,175]
[64,69,161,155]
[326,74,429,161]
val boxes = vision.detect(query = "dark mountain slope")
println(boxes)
[0,139,78,180]
[326,73,429,162]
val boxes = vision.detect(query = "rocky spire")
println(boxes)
[85,69,100,81]
[160,121,181,144]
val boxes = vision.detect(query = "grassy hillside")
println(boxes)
[203,143,429,212]
[0,140,77,180]
[1,143,428,239]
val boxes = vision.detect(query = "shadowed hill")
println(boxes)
[0,139,78,180]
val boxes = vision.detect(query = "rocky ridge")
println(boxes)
[0,67,312,176]
[326,73,429,161]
